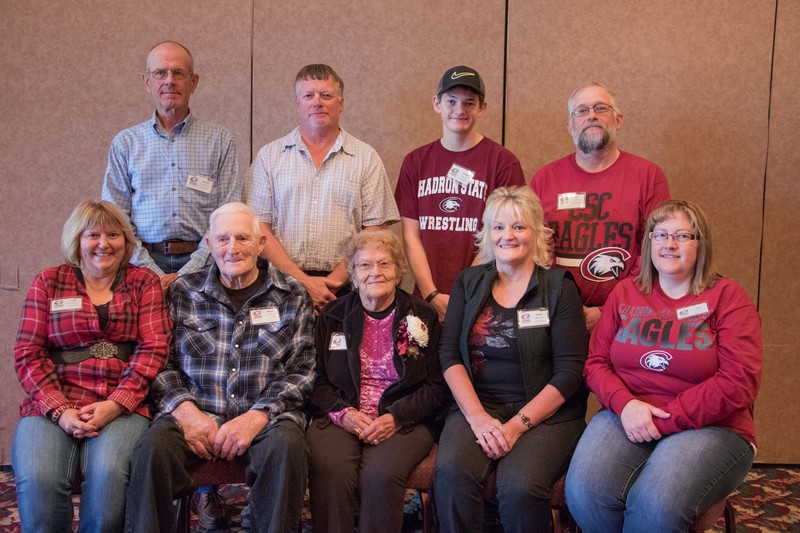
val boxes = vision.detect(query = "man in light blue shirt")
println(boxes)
[102,41,240,290]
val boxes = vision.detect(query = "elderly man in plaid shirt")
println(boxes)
[124,202,315,533]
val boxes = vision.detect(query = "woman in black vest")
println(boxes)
[434,186,588,532]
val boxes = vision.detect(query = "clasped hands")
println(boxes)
[470,412,525,460]
[172,402,269,461]
[58,400,125,438]
[342,409,399,446]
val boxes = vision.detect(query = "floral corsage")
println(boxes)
[396,314,429,359]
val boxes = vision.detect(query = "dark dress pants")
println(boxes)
[307,419,433,533]
[125,416,308,533]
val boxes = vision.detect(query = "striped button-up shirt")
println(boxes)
[14,265,171,419]
[102,112,240,276]
[244,127,399,272]
[151,259,316,428]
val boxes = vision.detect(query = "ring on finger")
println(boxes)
[373,439,379,445]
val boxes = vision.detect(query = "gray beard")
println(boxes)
[577,129,610,154]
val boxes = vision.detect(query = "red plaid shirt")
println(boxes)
[14,264,171,418]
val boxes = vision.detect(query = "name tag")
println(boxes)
[186,174,213,194]
[250,307,280,325]
[329,332,347,350]
[51,297,83,313]
[447,163,475,185]
[676,303,709,320]
[517,308,550,328]
[557,192,586,210]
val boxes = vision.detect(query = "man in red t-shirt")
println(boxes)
[531,82,670,332]
[396,66,525,321]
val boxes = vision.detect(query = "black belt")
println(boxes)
[303,270,332,277]
[50,341,135,364]
[143,240,199,255]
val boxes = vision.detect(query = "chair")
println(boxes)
[406,444,439,533]
[175,459,248,533]
[690,497,736,533]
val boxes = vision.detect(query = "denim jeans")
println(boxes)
[434,402,585,533]
[11,413,149,533]
[148,250,192,274]
[566,410,754,533]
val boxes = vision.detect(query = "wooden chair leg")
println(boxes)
[723,500,736,533]
[176,493,192,533]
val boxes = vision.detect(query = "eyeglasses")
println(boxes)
[147,68,192,81]
[570,104,615,118]
[649,231,698,243]
[355,261,394,272]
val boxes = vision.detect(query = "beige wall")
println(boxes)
[0,1,796,463]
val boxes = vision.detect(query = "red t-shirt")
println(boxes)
[531,151,670,307]
[586,277,762,445]
[396,137,525,294]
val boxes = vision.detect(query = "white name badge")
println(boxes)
[517,308,550,328]
[447,163,476,186]
[557,192,586,210]
[329,332,347,351]
[50,297,83,313]
[250,307,280,325]
[186,174,213,194]
[676,302,709,320]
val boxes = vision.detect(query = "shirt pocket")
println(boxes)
[177,318,219,358]
[257,321,291,360]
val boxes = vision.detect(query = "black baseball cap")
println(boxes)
[437,66,485,97]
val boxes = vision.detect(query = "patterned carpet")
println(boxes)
[0,466,797,531]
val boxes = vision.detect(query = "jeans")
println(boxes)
[434,402,585,533]
[307,420,433,533]
[148,250,192,274]
[11,413,149,533]
[566,410,754,533]
[125,416,308,533]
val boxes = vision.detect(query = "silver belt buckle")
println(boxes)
[90,341,118,360]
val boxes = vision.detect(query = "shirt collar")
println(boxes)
[282,126,353,156]
[197,257,290,306]
[150,111,193,137]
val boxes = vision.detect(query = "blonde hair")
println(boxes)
[636,199,721,295]
[345,230,408,282]
[61,200,135,267]
[295,64,344,97]
[474,187,553,268]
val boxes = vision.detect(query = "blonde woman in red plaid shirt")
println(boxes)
[11,200,171,533]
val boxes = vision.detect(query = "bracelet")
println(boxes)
[516,412,534,430]
[425,290,440,303]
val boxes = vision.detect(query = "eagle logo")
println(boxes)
[439,197,462,213]
[579,247,632,282]
[640,350,672,372]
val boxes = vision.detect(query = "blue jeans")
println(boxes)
[148,250,192,274]
[11,414,149,533]
[565,410,754,533]
[434,402,585,533]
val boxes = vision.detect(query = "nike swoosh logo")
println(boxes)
[450,72,476,80]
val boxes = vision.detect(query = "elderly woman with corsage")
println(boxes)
[434,186,588,532]
[306,229,448,533]
[11,200,171,533]
[566,199,762,532]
